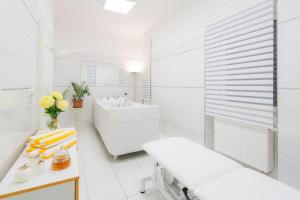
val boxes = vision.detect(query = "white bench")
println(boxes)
[141,137,300,200]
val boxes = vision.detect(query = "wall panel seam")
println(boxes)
[278,16,300,24]
[152,46,203,63]
[152,86,204,88]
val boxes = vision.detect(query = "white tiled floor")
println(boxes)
[77,126,165,200]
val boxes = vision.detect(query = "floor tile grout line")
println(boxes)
[118,169,148,198]
[79,127,163,200]
[78,140,91,200]
[80,129,118,199]
[111,158,147,179]
[80,133,118,190]
[109,158,129,200]
[116,177,129,200]
[135,160,151,176]
[135,157,155,176]
[110,156,150,198]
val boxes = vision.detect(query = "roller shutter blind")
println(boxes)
[204,0,277,128]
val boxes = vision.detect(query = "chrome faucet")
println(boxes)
[124,93,128,105]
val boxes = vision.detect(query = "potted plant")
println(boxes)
[71,81,91,108]
[39,91,69,130]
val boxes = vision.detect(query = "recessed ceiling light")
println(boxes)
[104,0,136,14]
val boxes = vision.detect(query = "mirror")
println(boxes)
[96,67,119,85]
[81,65,120,86]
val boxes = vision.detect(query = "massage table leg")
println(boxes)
[140,176,151,193]
[139,162,192,200]
[140,163,158,193]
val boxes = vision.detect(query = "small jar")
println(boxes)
[51,147,71,171]
[15,163,33,183]
[27,151,39,169]
[35,159,45,176]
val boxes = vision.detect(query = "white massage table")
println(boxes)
[141,137,300,200]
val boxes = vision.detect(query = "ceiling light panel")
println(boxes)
[104,0,136,14]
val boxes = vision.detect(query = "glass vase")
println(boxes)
[47,117,59,130]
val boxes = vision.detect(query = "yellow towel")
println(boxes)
[25,145,39,157]
[29,143,40,148]
[29,129,66,144]
[25,145,37,154]
[39,128,76,149]
[40,137,77,160]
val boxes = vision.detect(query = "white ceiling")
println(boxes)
[53,0,189,40]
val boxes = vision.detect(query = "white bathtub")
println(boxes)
[93,98,160,158]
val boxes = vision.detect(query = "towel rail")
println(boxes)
[1,87,31,91]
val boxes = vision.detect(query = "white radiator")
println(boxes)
[214,118,274,173]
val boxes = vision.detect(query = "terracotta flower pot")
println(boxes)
[72,99,83,108]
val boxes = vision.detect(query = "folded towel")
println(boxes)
[25,145,39,157]
[39,128,76,149]
[40,136,78,159]
[29,129,67,144]
[25,145,37,154]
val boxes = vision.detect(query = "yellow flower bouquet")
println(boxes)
[39,91,69,130]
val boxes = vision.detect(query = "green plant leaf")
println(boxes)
[62,87,69,98]
[71,81,91,100]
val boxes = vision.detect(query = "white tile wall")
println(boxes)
[278,155,300,184]
[53,56,135,127]
[277,0,300,23]
[53,59,82,87]
[150,0,206,143]
[277,0,300,189]
[278,20,300,44]
[0,0,37,89]
[0,0,36,180]
[278,42,300,66]
[152,87,204,144]
[149,0,300,187]
[278,133,300,160]
[151,0,206,54]
[278,64,300,89]
[152,48,204,88]
[0,0,53,180]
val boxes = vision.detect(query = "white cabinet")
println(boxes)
[3,181,77,200]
